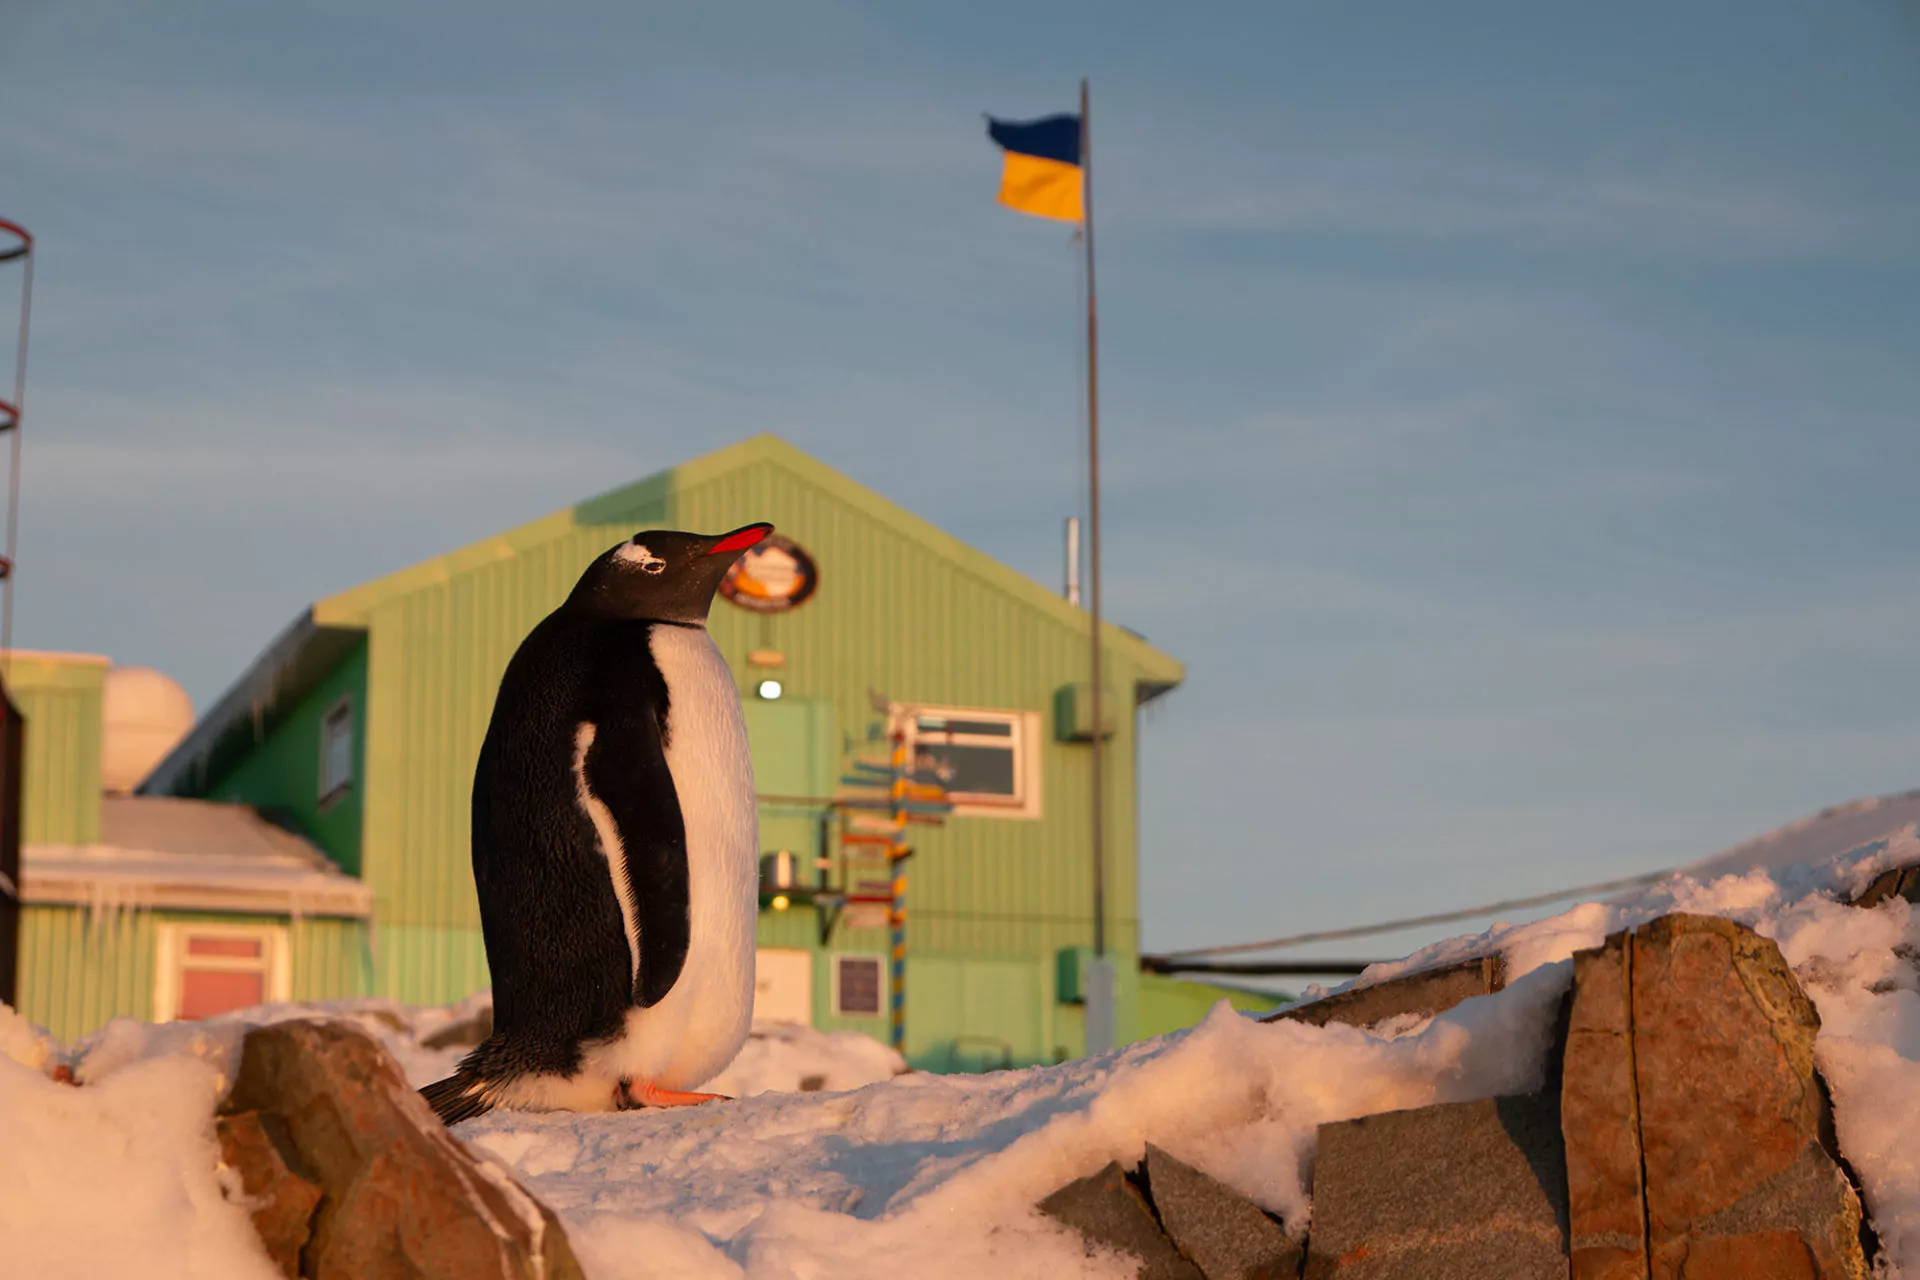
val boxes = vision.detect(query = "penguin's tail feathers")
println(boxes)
[420,1069,499,1126]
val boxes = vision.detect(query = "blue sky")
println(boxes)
[4,1,1920,962]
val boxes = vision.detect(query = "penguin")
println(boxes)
[421,522,774,1124]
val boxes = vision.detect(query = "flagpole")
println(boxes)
[1080,77,1115,1054]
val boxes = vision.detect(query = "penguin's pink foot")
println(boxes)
[617,1078,731,1109]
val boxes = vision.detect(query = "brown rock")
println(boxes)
[1038,1160,1204,1280]
[1263,956,1505,1031]
[1562,931,1649,1280]
[1560,915,1870,1280]
[1849,863,1920,909]
[1304,1092,1568,1280]
[220,1019,584,1280]
[1630,914,1866,1280]
[218,1109,324,1277]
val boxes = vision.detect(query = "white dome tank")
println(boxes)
[101,666,195,793]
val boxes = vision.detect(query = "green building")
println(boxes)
[19,436,1273,1059]
[7,651,371,1042]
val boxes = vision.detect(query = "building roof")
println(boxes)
[145,434,1182,798]
[21,795,372,918]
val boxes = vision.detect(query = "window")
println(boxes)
[319,695,353,806]
[899,706,1042,819]
[153,923,290,1022]
[833,955,884,1018]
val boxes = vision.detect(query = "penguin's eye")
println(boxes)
[615,543,668,574]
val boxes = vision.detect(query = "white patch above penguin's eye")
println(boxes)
[616,543,667,575]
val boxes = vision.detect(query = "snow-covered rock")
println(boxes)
[0,846,1913,1278]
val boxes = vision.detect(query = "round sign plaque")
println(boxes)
[718,533,819,613]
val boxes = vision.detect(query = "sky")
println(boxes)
[3,1,1919,964]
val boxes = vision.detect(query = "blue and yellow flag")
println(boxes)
[986,114,1083,223]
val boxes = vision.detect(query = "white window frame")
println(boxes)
[832,954,885,1019]
[318,694,354,809]
[895,705,1043,819]
[153,921,291,1022]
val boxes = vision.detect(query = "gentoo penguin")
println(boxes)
[421,523,772,1124]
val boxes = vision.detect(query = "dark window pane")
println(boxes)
[838,957,882,1016]
[915,716,1012,738]
[912,743,1016,797]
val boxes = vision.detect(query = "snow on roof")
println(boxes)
[21,796,370,918]
[1679,787,1920,883]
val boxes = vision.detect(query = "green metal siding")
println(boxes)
[1137,974,1284,1038]
[320,440,1176,1013]
[3,655,107,845]
[208,642,368,874]
[15,905,371,1043]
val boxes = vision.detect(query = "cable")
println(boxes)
[1156,868,1674,959]
[1140,957,1377,977]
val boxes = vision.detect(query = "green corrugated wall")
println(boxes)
[15,905,371,1043]
[1137,974,1284,1037]
[209,642,368,873]
[3,654,107,845]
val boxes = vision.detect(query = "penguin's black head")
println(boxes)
[569,523,774,624]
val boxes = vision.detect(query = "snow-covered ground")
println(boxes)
[2,833,1917,1279]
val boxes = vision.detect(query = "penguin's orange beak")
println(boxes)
[707,523,773,555]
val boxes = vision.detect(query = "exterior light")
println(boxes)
[757,679,783,700]
[771,894,791,911]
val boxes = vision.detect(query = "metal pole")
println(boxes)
[888,726,909,1054]
[1080,79,1118,1054]
[0,218,32,661]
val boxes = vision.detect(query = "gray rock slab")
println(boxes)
[1039,1160,1204,1280]
[1264,956,1505,1031]
[1144,1145,1301,1280]
[1304,1092,1568,1280]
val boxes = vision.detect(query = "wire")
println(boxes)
[1156,868,1674,958]
[1140,957,1377,976]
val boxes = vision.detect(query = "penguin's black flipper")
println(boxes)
[420,1070,496,1126]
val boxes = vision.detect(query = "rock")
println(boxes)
[420,1007,494,1052]
[1264,956,1505,1031]
[219,1019,584,1280]
[218,1109,324,1277]
[1303,1092,1568,1280]
[1562,932,1649,1280]
[1143,1144,1301,1279]
[1038,1160,1204,1280]
[1628,914,1868,1280]
[1850,863,1920,909]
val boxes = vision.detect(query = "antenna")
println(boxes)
[1064,516,1082,605]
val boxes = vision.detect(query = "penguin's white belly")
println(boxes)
[586,622,757,1091]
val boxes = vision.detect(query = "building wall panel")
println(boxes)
[4,655,107,845]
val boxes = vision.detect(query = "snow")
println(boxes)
[1679,786,1920,882]
[0,1004,279,1280]
[1,835,1916,1278]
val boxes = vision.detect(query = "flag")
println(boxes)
[986,114,1083,223]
